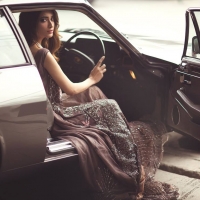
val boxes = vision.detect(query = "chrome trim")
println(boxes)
[46,139,75,155]
[44,153,78,162]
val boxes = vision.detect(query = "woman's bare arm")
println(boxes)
[44,52,106,95]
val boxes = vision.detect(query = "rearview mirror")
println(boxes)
[192,36,200,54]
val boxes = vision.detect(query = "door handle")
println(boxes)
[179,62,189,71]
[184,80,191,85]
[179,62,187,71]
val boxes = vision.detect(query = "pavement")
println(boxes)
[155,132,200,200]
[155,170,200,200]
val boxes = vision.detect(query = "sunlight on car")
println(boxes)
[0,67,46,106]
[0,13,26,66]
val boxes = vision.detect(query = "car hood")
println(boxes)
[127,35,184,65]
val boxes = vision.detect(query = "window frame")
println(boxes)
[182,9,200,60]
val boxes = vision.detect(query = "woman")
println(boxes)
[19,10,179,199]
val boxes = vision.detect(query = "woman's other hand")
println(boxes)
[89,56,106,84]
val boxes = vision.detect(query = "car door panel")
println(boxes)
[0,9,48,172]
[0,7,77,175]
[0,66,48,172]
[167,9,200,140]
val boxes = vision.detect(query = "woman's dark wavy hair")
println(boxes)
[19,10,61,61]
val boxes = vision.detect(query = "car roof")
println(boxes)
[0,0,88,6]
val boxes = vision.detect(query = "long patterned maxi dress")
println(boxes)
[34,48,180,200]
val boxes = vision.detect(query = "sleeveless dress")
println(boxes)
[34,48,179,200]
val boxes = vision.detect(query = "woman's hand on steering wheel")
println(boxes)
[89,56,106,84]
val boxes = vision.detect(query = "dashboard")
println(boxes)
[59,32,156,121]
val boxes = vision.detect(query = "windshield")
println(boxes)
[57,10,107,34]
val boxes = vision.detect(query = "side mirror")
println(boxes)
[192,36,200,54]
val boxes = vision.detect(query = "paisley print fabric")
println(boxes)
[34,48,179,199]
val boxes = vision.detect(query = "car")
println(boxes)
[0,0,200,199]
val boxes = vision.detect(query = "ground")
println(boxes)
[155,132,200,200]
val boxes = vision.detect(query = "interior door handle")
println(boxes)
[184,80,191,85]
[177,89,200,123]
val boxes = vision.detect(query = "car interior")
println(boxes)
[9,8,176,165]
[13,8,172,123]
[56,10,171,123]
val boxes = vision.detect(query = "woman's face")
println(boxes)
[36,11,55,41]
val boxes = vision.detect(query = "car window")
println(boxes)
[14,10,107,37]
[14,9,111,62]
[194,12,200,59]
[186,11,200,59]
[57,10,102,31]
[0,11,26,67]
[195,11,200,30]
[186,14,198,58]
[57,10,106,34]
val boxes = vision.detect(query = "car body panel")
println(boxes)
[0,66,48,172]
[128,36,184,65]
[0,0,89,6]
[0,6,51,173]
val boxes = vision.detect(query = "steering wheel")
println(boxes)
[59,31,105,78]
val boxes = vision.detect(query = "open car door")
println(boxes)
[167,8,200,140]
